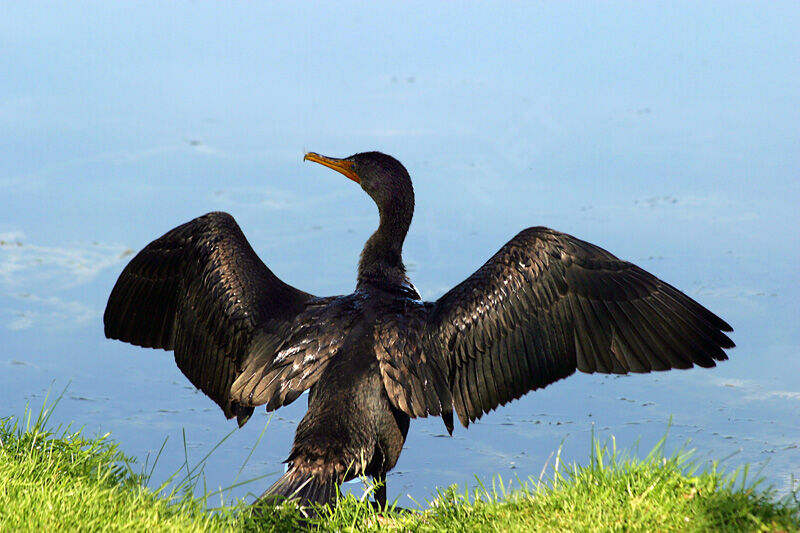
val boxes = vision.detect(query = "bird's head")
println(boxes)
[305,150,415,286]
[304,151,412,211]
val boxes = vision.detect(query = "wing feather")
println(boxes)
[372,301,452,423]
[424,227,733,427]
[229,295,356,412]
[104,211,313,423]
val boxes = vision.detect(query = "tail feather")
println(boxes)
[258,467,339,511]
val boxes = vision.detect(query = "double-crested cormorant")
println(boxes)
[104,151,733,510]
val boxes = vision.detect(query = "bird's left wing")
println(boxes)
[229,295,356,412]
[422,227,734,428]
[104,212,314,425]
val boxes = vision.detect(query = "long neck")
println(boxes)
[357,182,414,288]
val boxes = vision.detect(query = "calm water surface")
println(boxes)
[2,3,799,506]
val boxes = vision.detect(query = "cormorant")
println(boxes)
[104,151,733,510]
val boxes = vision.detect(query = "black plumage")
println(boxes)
[104,151,733,510]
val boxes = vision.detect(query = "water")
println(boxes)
[2,2,799,506]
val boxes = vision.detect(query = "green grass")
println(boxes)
[0,396,237,532]
[2,396,798,532]
[351,438,800,533]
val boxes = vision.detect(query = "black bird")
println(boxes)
[104,151,734,509]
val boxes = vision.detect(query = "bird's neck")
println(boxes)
[357,191,413,290]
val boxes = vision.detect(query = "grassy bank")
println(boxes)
[0,401,233,532]
[1,402,798,532]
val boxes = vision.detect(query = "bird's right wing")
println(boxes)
[104,211,314,425]
[423,227,734,428]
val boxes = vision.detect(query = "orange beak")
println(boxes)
[304,152,360,184]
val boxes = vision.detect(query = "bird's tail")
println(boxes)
[258,466,339,512]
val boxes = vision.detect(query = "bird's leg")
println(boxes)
[374,472,387,509]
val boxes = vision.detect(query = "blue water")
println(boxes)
[2,2,799,506]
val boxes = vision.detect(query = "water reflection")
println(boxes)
[2,1,799,507]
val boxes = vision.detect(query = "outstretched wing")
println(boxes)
[104,211,313,425]
[423,227,734,428]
